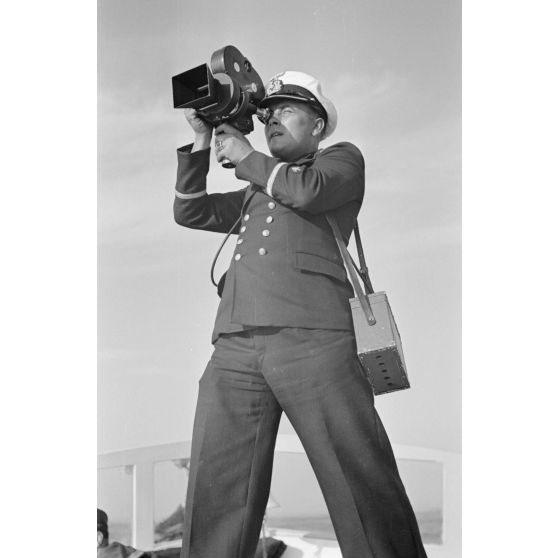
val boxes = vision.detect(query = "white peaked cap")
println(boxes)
[259,70,338,138]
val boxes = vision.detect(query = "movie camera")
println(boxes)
[172,46,269,166]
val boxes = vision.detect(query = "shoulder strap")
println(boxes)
[326,214,376,326]
[353,222,374,294]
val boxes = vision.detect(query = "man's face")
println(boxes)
[264,101,323,161]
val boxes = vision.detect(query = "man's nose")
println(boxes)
[266,109,281,125]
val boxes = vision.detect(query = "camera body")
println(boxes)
[172,46,265,135]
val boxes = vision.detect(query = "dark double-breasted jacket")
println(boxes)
[173,141,365,342]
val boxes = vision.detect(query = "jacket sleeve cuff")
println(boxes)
[175,145,211,197]
[234,151,283,193]
[177,144,211,158]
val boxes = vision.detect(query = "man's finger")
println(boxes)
[215,123,237,134]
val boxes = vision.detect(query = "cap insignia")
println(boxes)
[267,76,284,95]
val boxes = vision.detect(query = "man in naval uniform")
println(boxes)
[174,71,427,558]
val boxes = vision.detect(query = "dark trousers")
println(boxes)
[180,327,427,558]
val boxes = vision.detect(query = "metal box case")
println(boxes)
[350,291,410,395]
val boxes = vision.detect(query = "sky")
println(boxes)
[98,0,461,455]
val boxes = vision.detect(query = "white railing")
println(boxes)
[98,435,461,557]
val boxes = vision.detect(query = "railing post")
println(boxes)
[133,462,154,549]
[442,455,462,557]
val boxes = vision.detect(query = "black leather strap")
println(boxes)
[210,190,257,291]
[354,222,374,294]
[326,215,376,326]
[326,214,376,325]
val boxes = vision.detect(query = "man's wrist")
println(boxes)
[192,132,212,153]
[235,147,255,165]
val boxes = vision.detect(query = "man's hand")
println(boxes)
[184,109,212,152]
[214,123,255,166]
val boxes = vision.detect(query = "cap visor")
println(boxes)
[258,94,314,108]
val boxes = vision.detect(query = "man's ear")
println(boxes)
[312,118,325,137]
[97,531,104,547]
